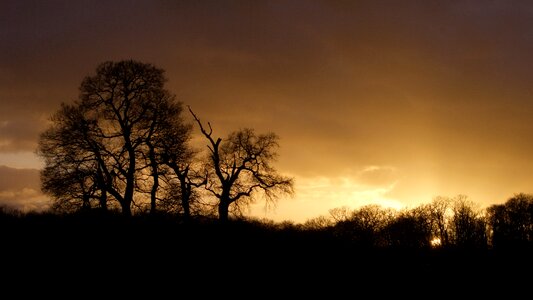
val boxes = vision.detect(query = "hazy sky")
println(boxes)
[2,0,533,221]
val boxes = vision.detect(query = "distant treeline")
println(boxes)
[302,193,533,250]
[2,193,532,251]
[3,194,533,292]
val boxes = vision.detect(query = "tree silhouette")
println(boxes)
[425,196,453,247]
[384,206,432,249]
[329,206,352,222]
[137,96,197,216]
[39,60,191,216]
[449,197,487,249]
[189,107,294,223]
[488,193,533,248]
[153,103,204,220]
[303,215,333,230]
[39,104,108,212]
[333,205,394,248]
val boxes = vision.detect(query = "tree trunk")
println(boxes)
[121,200,132,217]
[99,190,108,212]
[180,177,190,221]
[218,200,230,223]
[123,184,134,216]
[148,143,158,215]
[96,167,107,212]
[123,140,136,217]
[181,188,191,221]
[150,182,158,214]
[82,194,91,211]
[173,166,192,222]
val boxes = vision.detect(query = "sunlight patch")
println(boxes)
[430,237,442,248]
[296,175,403,210]
[249,168,405,222]
[0,188,49,211]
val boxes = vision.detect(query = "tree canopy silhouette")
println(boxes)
[38,60,193,216]
[488,193,533,248]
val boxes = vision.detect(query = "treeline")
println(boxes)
[3,193,533,251]
[2,194,533,291]
[298,194,533,250]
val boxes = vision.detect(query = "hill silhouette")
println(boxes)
[2,198,532,294]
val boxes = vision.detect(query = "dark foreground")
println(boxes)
[2,213,532,296]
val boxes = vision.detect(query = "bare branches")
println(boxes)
[189,113,294,222]
[188,105,212,137]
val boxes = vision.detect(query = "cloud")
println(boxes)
[0,188,49,211]
[0,152,43,169]
[356,166,397,187]
[0,165,48,211]
[0,165,40,190]
[250,167,403,222]
[294,171,401,210]
[0,118,46,152]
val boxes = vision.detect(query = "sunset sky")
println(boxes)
[2,1,533,222]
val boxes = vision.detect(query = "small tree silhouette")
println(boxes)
[189,107,294,223]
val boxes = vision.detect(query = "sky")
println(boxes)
[1,0,533,222]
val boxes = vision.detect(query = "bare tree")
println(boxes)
[189,107,294,223]
[329,206,352,222]
[450,197,487,248]
[303,215,334,230]
[77,60,181,216]
[152,101,205,220]
[425,196,453,247]
[141,98,193,215]
[39,60,191,216]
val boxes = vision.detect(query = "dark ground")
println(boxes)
[1,213,531,296]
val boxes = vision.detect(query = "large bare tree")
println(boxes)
[39,60,191,216]
[189,107,294,223]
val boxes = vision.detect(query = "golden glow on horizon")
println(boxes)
[0,187,48,211]
[250,170,405,222]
